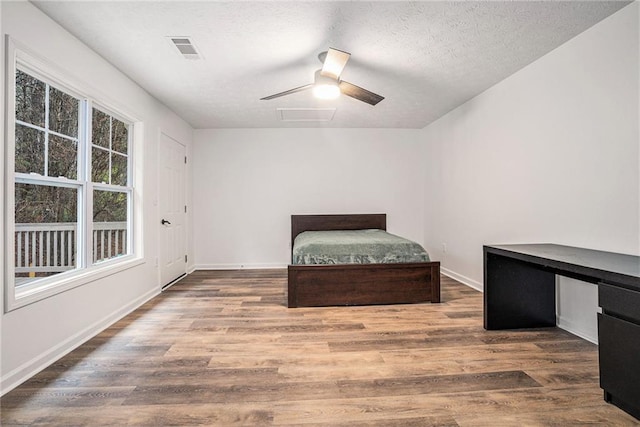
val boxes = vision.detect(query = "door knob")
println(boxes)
[161,219,171,225]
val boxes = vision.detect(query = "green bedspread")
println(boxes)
[292,229,430,265]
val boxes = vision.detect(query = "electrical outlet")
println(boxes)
[442,243,447,253]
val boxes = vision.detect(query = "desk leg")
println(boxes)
[484,252,556,330]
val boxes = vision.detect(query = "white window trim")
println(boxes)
[4,37,143,312]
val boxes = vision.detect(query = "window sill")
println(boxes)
[7,256,146,312]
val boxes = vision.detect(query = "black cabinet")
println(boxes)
[598,284,640,419]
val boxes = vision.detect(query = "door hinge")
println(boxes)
[185,255,188,262]
[184,156,187,164]
[184,205,187,213]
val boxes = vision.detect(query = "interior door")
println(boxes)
[159,133,187,287]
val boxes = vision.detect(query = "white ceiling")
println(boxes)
[32,1,631,129]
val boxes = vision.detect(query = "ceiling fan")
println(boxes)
[260,48,384,106]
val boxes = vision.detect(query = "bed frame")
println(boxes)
[287,214,441,308]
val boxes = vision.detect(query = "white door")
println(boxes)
[159,133,187,286]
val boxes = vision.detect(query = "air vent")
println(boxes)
[277,108,336,122]
[167,36,201,60]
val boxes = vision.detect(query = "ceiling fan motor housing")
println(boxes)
[314,69,338,85]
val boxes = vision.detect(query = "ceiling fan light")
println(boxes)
[313,83,341,99]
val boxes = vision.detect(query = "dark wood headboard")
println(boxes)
[291,214,386,249]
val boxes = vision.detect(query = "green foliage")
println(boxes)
[91,108,129,185]
[15,183,77,223]
[15,124,45,175]
[16,70,45,127]
[93,191,127,222]
[49,85,78,137]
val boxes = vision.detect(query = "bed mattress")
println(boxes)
[292,229,430,265]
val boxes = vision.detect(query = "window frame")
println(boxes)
[4,39,142,312]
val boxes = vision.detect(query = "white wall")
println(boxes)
[192,128,424,268]
[421,3,639,342]
[1,2,193,393]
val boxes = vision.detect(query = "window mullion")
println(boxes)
[82,99,91,269]
[14,173,82,188]
[44,82,50,177]
[15,119,46,133]
[84,182,93,268]
[108,116,113,185]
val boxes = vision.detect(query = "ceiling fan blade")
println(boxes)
[260,83,313,100]
[321,48,351,80]
[339,81,384,106]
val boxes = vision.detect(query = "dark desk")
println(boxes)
[484,244,640,330]
[483,243,640,419]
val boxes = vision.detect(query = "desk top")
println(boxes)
[484,244,640,291]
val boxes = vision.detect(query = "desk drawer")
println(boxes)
[598,283,640,322]
[598,313,640,418]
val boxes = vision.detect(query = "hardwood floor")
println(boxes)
[2,270,638,426]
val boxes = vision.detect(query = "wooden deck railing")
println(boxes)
[14,222,127,275]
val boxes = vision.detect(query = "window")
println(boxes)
[14,70,82,284]
[90,107,131,264]
[6,49,137,310]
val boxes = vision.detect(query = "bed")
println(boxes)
[287,214,441,307]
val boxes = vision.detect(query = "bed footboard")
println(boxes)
[287,261,440,308]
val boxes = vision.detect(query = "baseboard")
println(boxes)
[441,267,483,292]
[0,287,159,396]
[557,315,598,344]
[194,263,288,270]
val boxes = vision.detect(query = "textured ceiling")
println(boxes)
[33,1,631,129]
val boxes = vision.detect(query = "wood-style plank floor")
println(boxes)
[2,270,638,426]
